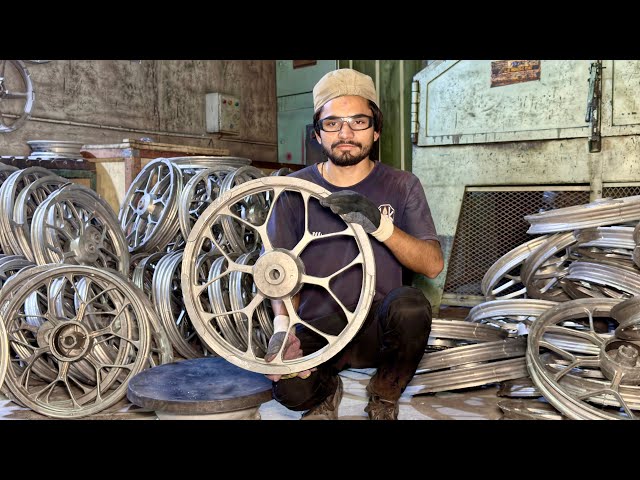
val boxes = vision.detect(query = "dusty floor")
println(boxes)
[0,367,505,420]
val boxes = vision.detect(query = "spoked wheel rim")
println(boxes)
[0,60,35,133]
[1,265,150,418]
[527,298,640,419]
[182,177,376,375]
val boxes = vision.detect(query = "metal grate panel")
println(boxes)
[443,187,591,300]
[602,185,640,198]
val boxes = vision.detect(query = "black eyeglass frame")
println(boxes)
[317,114,374,132]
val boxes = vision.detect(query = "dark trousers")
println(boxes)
[272,286,432,411]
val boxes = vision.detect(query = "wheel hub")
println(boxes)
[600,339,640,385]
[252,248,304,299]
[69,225,103,264]
[49,321,91,361]
[134,193,159,217]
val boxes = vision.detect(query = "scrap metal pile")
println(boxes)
[410,196,640,420]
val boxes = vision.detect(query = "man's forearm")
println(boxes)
[383,226,444,279]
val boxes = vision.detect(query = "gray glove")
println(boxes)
[319,190,381,233]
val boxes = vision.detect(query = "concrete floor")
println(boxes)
[0,367,505,420]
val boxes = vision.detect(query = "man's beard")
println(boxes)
[322,140,372,167]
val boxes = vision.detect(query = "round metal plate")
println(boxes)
[126,357,273,414]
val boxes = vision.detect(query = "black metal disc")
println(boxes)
[127,357,273,414]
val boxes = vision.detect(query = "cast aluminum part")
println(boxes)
[571,225,637,272]
[165,156,252,170]
[178,166,236,239]
[5,265,127,386]
[0,254,36,289]
[569,246,636,272]
[73,275,172,370]
[26,140,85,160]
[0,163,18,181]
[131,251,166,298]
[497,377,542,398]
[0,167,56,256]
[229,250,273,355]
[0,316,6,391]
[416,337,527,373]
[524,196,640,234]
[7,263,169,385]
[408,357,528,394]
[544,362,640,410]
[611,296,640,340]
[481,235,549,300]
[634,245,640,269]
[12,174,69,261]
[181,176,376,375]
[30,183,130,275]
[119,158,183,254]
[429,319,507,343]
[207,253,247,350]
[219,165,267,254]
[520,232,575,301]
[466,298,558,335]
[564,261,640,298]
[497,399,564,420]
[152,250,211,359]
[411,338,527,393]
[527,297,640,419]
[575,226,636,250]
[0,60,35,133]
[0,265,151,418]
[270,167,293,176]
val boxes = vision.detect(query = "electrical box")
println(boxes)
[206,93,240,134]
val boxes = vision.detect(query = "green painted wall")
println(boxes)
[339,60,424,172]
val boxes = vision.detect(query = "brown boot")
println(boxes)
[364,383,399,420]
[301,376,343,420]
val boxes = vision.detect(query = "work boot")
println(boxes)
[301,376,343,420]
[364,391,400,420]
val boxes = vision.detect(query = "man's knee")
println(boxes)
[272,373,335,411]
[272,378,314,411]
[384,286,432,333]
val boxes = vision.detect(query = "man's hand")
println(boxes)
[319,190,394,242]
[264,315,313,382]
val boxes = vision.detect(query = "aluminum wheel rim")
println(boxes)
[527,298,640,419]
[182,176,376,375]
[0,265,151,418]
[0,60,35,133]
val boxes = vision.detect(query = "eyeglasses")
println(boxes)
[319,115,373,132]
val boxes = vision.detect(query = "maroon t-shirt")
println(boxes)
[266,161,439,323]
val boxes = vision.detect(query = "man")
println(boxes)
[264,68,443,420]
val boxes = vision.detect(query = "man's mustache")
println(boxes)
[331,141,361,148]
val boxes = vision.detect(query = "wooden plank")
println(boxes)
[125,156,142,189]
[81,141,229,157]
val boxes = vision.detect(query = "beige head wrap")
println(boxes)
[313,68,378,113]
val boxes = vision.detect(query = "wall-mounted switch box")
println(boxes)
[206,93,240,134]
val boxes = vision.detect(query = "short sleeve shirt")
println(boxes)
[266,161,439,321]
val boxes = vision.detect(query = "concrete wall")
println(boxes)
[0,60,277,163]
